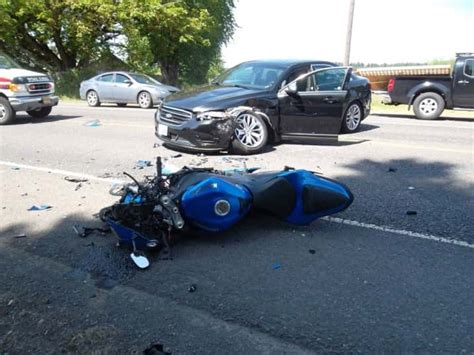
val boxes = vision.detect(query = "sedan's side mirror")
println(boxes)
[285,81,298,96]
[123,79,132,85]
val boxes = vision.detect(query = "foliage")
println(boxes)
[119,0,236,85]
[0,0,119,71]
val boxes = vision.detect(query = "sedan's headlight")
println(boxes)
[196,111,229,121]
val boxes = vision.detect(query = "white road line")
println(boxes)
[322,216,474,249]
[1,160,472,250]
[0,161,126,185]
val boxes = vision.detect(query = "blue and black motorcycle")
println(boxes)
[100,157,353,268]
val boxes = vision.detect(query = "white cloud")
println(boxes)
[222,0,474,67]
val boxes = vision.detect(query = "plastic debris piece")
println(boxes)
[13,234,27,239]
[135,160,152,169]
[153,143,161,148]
[171,153,182,158]
[272,263,281,270]
[75,183,82,191]
[408,186,415,190]
[27,205,52,211]
[388,167,397,172]
[162,164,180,175]
[309,249,316,254]
[131,252,150,269]
[64,176,89,183]
[84,120,101,127]
[406,210,417,215]
[11,167,20,170]
[73,224,110,238]
[188,284,197,293]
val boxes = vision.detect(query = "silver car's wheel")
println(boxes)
[341,103,362,133]
[231,112,268,155]
[86,90,100,107]
[138,91,153,109]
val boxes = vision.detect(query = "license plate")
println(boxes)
[42,97,51,105]
[158,124,169,136]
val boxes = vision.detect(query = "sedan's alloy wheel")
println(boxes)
[235,113,265,147]
[0,104,6,120]
[345,104,361,131]
[87,91,98,106]
[419,98,438,115]
[138,92,151,108]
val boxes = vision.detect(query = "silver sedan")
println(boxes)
[79,72,179,108]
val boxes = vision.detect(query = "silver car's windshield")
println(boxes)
[217,63,285,90]
[0,54,20,69]
[130,74,161,85]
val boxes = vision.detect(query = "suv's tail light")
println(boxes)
[387,78,395,92]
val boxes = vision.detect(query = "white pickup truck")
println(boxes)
[0,53,59,125]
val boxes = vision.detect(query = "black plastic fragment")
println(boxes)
[406,210,417,216]
[188,284,197,293]
[143,342,171,355]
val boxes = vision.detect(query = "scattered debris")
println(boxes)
[308,249,316,254]
[408,186,415,190]
[135,160,152,169]
[406,210,417,216]
[84,120,101,127]
[27,205,52,211]
[197,153,205,157]
[13,234,27,239]
[11,167,20,170]
[73,224,110,238]
[21,193,28,197]
[75,183,83,191]
[143,342,171,355]
[153,143,161,148]
[64,176,89,183]
[99,172,114,178]
[130,252,150,269]
[188,284,197,293]
[388,167,397,172]
[162,164,180,175]
[171,153,182,158]
[272,263,281,270]
[7,299,14,306]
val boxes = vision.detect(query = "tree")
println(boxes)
[0,0,119,71]
[120,0,236,85]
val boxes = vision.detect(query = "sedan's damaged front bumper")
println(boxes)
[155,107,236,151]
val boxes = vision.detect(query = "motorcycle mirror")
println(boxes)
[130,252,150,269]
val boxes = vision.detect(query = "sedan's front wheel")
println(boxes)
[138,91,153,109]
[231,112,268,155]
[341,102,362,133]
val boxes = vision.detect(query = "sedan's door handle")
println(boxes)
[323,96,336,103]
[457,80,469,84]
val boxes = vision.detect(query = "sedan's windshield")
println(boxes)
[130,73,161,85]
[0,54,20,69]
[217,63,285,90]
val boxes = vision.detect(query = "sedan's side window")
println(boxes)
[115,74,130,83]
[98,74,114,82]
[309,68,347,91]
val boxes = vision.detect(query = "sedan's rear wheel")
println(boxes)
[138,91,153,109]
[86,90,100,107]
[341,102,362,133]
[231,112,268,155]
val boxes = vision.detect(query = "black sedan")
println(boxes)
[155,59,371,154]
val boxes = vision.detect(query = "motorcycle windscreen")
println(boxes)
[279,170,353,225]
[180,177,252,232]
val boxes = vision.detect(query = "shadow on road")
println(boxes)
[371,112,474,122]
[13,114,81,125]
[1,156,473,353]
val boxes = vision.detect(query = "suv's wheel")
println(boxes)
[341,102,362,133]
[138,91,153,109]
[86,90,100,107]
[231,112,268,155]
[413,92,445,120]
[27,106,52,118]
[0,97,16,125]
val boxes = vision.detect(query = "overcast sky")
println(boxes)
[222,0,473,67]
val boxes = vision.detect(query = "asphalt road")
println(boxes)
[1,102,473,353]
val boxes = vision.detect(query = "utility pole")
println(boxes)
[344,0,356,66]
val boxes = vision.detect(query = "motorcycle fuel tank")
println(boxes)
[180,177,252,232]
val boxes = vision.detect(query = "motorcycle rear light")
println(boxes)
[387,78,395,92]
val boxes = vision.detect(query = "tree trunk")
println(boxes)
[160,59,179,86]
